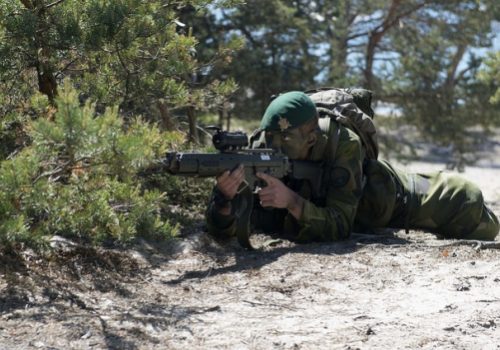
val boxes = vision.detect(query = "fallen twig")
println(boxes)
[242,299,298,311]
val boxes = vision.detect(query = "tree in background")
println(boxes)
[479,51,500,107]
[188,0,320,119]
[193,0,438,117]
[383,0,500,166]
[292,0,428,90]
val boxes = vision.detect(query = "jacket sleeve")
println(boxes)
[205,188,237,239]
[206,190,287,239]
[294,127,364,242]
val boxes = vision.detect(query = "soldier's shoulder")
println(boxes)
[339,127,363,156]
[319,118,361,142]
[328,122,363,161]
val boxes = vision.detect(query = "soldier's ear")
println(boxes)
[306,130,317,146]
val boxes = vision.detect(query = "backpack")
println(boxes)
[306,87,379,160]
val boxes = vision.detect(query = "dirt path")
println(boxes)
[1,159,499,350]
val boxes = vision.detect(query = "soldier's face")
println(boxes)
[265,128,314,160]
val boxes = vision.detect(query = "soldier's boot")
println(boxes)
[463,205,499,241]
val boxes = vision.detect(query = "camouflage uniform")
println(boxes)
[206,94,499,242]
[356,158,499,240]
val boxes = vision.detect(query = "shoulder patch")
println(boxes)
[330,166,351,188]
[278,117,291,131]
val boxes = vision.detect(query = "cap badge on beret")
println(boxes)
[278,117,291,131]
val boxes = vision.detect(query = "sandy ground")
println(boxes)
[1,143,500,350]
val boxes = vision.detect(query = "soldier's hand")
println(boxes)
[216,164,245,200]
[256,172,304,219]
[256,172,294,208]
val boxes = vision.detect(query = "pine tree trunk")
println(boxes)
[25,0,59,103]
[187,106,198,143]
[226,111,231,131]
[218,105,229,130]
[218,109,224,129]
[157,100,175,131]
[36,63,58,103]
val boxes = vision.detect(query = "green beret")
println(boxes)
[260,91,317,131]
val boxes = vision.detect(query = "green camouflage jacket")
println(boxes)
[206,120,366,242]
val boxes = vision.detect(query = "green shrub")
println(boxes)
[0,81,184,248]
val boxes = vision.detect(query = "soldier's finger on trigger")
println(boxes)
[258,185,272,195]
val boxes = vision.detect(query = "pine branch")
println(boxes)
[45,0,66,10]
[347,1,429,41]
[33,156,105,183]
[33,160,72,183]
[53,58,79,78]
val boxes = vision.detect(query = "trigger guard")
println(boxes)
[236,180,249,194]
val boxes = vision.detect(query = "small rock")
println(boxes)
[81,330,92,339]
[454,280,471,291]
[30,341,45,348]
[440,304,457,313]
[479,320,496,329]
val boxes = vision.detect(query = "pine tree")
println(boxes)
[0,81,183,247]
[478,51,500,107]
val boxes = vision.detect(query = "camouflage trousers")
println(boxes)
[356,160,499,240]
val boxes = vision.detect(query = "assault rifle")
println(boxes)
[147,127,324,249]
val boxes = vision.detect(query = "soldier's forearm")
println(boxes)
[287,192,305,220]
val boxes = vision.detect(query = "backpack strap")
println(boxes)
[318,116,341,163]
[336,103,378,159]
